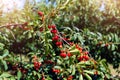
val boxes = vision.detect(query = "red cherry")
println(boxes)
[40,27,44,32]
[78,47,83,53]
[67,75,73,80]
[78,56,83,61]
[33,62,41,71]
[83,55,89,60]
[69,42,74,46]
[52,68,60,74]
[51,29,57,34]
[59,45,63,48]
[84,51,89,55]
[48,25,52,29]
[56,42,62,46]
[67,52,72,57]
[51,25,56,29]
[12,65,17,70]
[105,43,109,47]
[38,11,43,16]
[52,35,59,41]
[60,53,67,58]
[75,44,79,49]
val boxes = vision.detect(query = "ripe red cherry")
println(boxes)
[83,55,89,60]
[105,43,109,47]
[52,68,60,74]
[52,35,59,41]
[40,27,44,32]
[51,25,56,29]
[38,11,43,16]
[34,62,41,71]
[84,51,89,55]
[60,53,67,58]
[78,47,83,53]
[78,56,83,61]
[67,52,72,57]
[51,29,57,34]
[67,75,73,80]
[56,42,62,46]
[48,25,52,29]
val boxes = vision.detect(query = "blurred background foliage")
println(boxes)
[1,0,120,35]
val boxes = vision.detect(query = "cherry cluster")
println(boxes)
[7,62,28,74]
[49,24,90,62]
[33,56,42,71]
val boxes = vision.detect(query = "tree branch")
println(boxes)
[0,23,27,29]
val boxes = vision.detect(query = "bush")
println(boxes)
[0,0,119,80]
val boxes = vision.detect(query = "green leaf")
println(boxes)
[0,72,12,78]
[71,65,75,75]
[57,59,62,65]
[0,56,3,60]
[17,70,22,80]
[84,73,92,80]
[68,45,76,51]
[114,34,119,42]
[69,49,80,55]
[54,66,61,69]
[0,43,4,47]
[100,72,104,79]
[0,43,5,50]
[111,44,115,51]
[33,71,37,76]
[3,49,9,58]
[84,70,94,75]
[79,74,83,80]
[37,73,41,79]
[27,52,35,56]
[10,76,16,80]
[1,60,8,70]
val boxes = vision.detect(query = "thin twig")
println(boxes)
[0,23,25,29]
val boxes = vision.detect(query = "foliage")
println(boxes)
[0,23,112,80]
[61,27,120,68]
[0,0,119,80]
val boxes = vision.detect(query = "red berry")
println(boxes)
[34,62,41,71]
[51,29,57,34]
[51,25,56,29]
[52,35,59,41]
[40,27,44,32]
[56,42,62,46]
[84,51,89,55]
[78,56,83,61]
[67,52,72,57]
[60,53,67,58]
[67,75,73,80]
[83,55,89,60]
[38,11,43,16]
[12,65,17,70]
[105,43,109,47]
[52,68,60,73]
[78,47,83,53]
[69,42,74,46]
[48,25,52,29]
